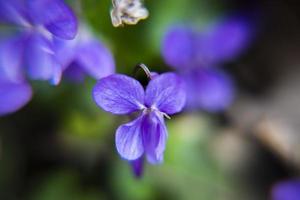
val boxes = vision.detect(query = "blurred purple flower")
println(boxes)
[272,179,300,200]
[93,72,186,164]
[0,0,78,84]
[0,0,78,116]
[162,16,252,112]
[0,2,116,116]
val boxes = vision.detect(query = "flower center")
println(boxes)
[142,106,171,119]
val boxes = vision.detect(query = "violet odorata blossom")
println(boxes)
[0,0,77,116]
[0,1,115,116]
[0,0,78,84]
[272,179,300,200]
[92,72,186,164]
[162,16,252,112]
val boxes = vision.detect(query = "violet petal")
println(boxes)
[93,74,145,115]
[0,34,27,82]
[141,112,167,164]
[184,68,235,112]
[115,115,144,160]
[145,72,186,115]
[0,81,32,116]
[25,33,60,83]
[162,27,196,69]
[28,0,78,40]
[272,179,300,200]
[0,0,29,26]
[197,17,251,64]
[75,40,115,79]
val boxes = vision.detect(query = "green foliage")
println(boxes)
[30,170,105,200]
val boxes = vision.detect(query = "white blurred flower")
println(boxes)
[111,0,149,27]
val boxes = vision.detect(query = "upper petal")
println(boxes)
[115,116,144,160]
[161,27,196,69]
[141,112,167,164]
[93,74,145,115]
[0,81,32,116]
[197,16,252,64]
[0,0,29,26]
[28,0,78,39]
[145,72,186,115]
[75,40,115,79]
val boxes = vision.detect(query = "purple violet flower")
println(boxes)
[272,179,300,200]
[0,0,78,84]
[162,16,252,112]
[0,2,116,116]
[92,72,186,164]
[0,0,78,116]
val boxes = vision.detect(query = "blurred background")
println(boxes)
[1,0,300,199]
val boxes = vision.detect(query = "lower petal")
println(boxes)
[142,112,168,164]
[0,81,32,116]
[115,116,144,160]
[25,33,61,84]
